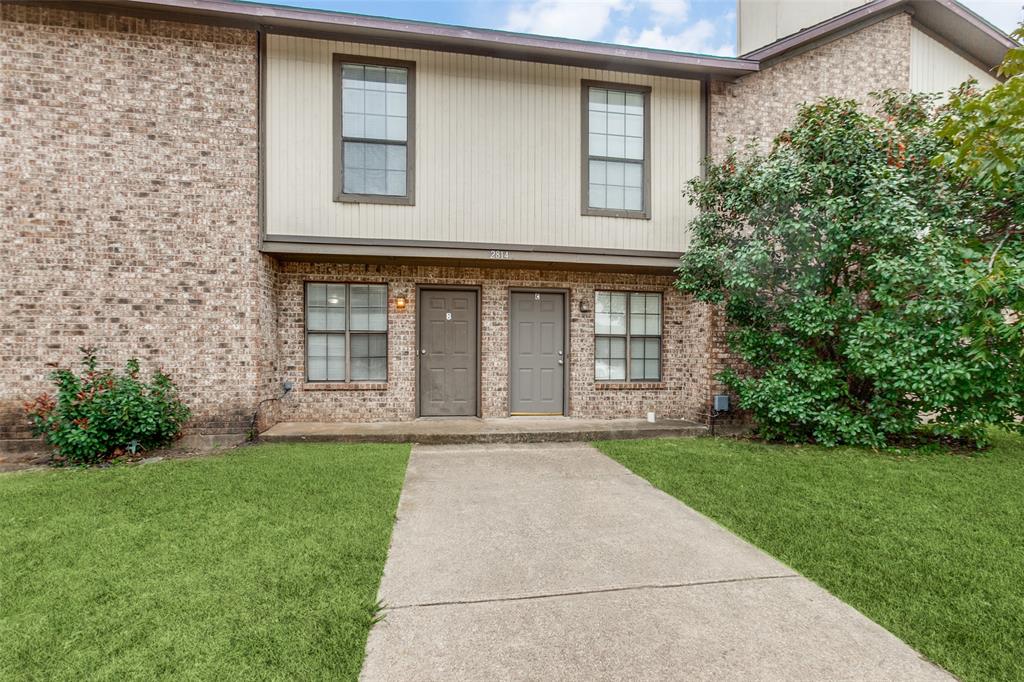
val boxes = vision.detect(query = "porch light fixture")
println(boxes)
[395,296,407,311]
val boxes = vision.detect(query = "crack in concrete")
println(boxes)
[381,573,801,611]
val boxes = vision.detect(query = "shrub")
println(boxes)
[677,92,1022,448]
[24,348,191,465]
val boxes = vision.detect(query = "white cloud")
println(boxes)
[503,0,632,41]
[645,0,690,23]
[500,0,734,53]
[615,19,734,56]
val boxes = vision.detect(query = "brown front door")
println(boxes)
[510,291,566,415]
[418,289,479,417]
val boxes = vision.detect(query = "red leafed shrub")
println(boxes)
[24,347,191,465]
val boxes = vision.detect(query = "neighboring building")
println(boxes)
[0,0,1015,453]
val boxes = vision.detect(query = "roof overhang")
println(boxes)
[262,235,683,273]
[742,0,1016,75]
[48,0,758,80]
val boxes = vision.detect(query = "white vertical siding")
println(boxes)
[910,26,1000,95]
[737,0,869,54]
[265,34,702,254]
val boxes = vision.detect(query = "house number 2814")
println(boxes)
[489,250,511,260]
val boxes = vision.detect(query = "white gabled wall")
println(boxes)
[264,34,703,254]
[910,26,1000,95]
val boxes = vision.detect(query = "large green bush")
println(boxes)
[677,91,1022,448]
[934,25,1023,408]
[24,348,191,464]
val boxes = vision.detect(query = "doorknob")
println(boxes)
[420,349,426,355]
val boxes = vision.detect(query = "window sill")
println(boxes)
[335,193,415,206]
[595,382,665,390]
[303,382,388,391]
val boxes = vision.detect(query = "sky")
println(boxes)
[251,0,1022,57]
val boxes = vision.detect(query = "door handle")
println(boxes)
[420,349,426,355]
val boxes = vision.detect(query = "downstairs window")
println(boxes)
[305,283,388,382]
[594,291,662,382]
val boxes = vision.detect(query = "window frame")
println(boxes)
[332,54,416,206]
[594,290,663,383]
[304,282,390,384]
[580,79,652,220]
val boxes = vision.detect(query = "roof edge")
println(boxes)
[26,0,758,80]
[741,0,1016,71]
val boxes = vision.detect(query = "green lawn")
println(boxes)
[0,443,410,681]
[596,430,1024,682]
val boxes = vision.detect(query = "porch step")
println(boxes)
[259,417,707,445]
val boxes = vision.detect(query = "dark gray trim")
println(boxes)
[46,0,757,80]
[580,79,652,220]
[332,53,416,205]
[258,28,267,241]
[415,284,482,418]
[270,248,680,274]
[700,79,710,176]
[263,233,681,259]
[263,235,682,271]
[507,288,571,417]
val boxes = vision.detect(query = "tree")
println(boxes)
[934,25,1023,428]
[677,90,1021,447]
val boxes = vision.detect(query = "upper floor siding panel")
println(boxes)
[910,26,1000,95]
[737,0,868,55]
[264,34,702,254]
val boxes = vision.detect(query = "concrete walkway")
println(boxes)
[361,443,951,681]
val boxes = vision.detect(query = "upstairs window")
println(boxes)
[334,56,415,204]
[582,82,650,219]
[594,291,662,382]
[306,283,388,382]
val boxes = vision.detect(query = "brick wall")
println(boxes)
[275,262,713,423]
[711,13,912,157]
[705,13,914,425]
[0,5,267,452]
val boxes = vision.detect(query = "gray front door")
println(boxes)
[418,289,479,417]
[510,291,565,415]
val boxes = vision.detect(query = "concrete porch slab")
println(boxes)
[259,416,706,445]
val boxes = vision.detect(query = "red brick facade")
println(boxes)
[0,5,270,451]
